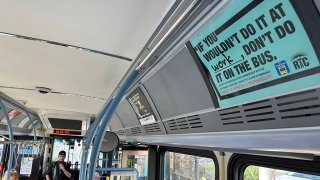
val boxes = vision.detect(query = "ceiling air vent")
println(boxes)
[130,127,142,135]
[116,130,124,136]
[276,89,320,120]
[167,115,202,131]
[243,99,275,123]
[218,106,243,125]
[143,122,162,134]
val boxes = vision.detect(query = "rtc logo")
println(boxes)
[292,55,309,70]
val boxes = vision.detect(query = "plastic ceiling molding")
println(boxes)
[0,0,175,59]
[0,32,132,61]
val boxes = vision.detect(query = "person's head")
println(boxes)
[94,172,100,180]
[2,169,18,180]
[58,150,66,162]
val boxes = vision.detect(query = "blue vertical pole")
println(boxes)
[36,116,46,158]
[36,114,45,141]
[79,99,113,180]
[26,113,37,141]
[86,69,139,180]
[40,117,45,146]
[41,120,45,141]
[0,101,14,180]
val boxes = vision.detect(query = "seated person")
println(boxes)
[1,169,19,180]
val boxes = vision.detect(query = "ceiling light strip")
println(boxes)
[0,31,132,61]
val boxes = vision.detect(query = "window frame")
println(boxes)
[228,154,320,180]
[159,146,219,180]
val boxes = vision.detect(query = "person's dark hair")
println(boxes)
[59,150,66,156]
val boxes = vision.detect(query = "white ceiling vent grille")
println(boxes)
[166,115,202,131]
[218,107,243,125]
[243,99,275,123]
[143,122,162,134]
[219,89,320,127]
[118,89,320,136]
[277,89,320,120]
[130,127,142,135]
[116,130,124,136]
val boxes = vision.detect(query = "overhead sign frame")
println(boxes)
[188,0,320,108]
[127,87,157,125]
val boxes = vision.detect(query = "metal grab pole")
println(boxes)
[40,118,45,151]
[79,99,113,180]
[36,116,46,158]
[37,115,45,141]
[86,69,139,180]
[26,113,42,158]
[85,114,99,137]
[83,98,112,140]
[0,101,14,180]
[41,121,45,141]
[26,113,37,141]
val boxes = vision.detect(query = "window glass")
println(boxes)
[0,138,4,160]
[11,112,26,126]
[121,150,148,180]
[164,152,216,180]
[0,108,14,123]
[98,152,104,168]
[244,165,320,180]
[52,137,83,168]
[0,138,4,177]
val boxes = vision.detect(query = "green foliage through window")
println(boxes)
[244,166,259,180]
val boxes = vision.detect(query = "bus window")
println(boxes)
[164,151,216,180]
[0,138,4,177]
[121,150,148,180]
[51,137,83,168]
[244,165,320,180]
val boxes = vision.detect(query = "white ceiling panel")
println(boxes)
[0,35,131,113]
[0,0,176,118]
[0,0,174,58]
[0,36,131,98]
[0,88,105,114]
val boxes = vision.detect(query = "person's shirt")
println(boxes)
[45,161,71,180]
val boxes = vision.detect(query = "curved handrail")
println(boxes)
[0,101,14,180]
[79,99,113,179]
[85,69,139,180]
[26,113,37,141]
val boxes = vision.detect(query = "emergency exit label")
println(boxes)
[189,0,320,107]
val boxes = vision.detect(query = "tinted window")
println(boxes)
[244,165,320,180]
[164,151,216,180]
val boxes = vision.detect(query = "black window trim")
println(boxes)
[159,146,219,180]
[228,154,320,180]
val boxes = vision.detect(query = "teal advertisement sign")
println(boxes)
[189,0,320,108]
